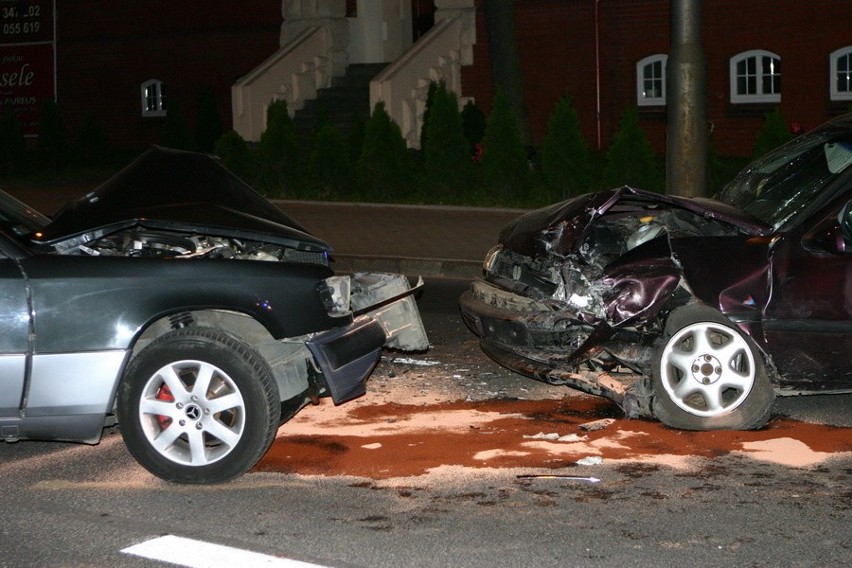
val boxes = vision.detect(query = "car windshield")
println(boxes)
[0,190,50,241]
[716,123,852,230]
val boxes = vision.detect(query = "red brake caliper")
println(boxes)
[155,384,175,430]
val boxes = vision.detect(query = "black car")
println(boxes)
[0,147,427,483]
[460,114,852,431]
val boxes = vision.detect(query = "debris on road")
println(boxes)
[576,456,604,466]
[523,432,589,442]
[516,474,601,483]
[579,418,616,432]
[392,357,442,366]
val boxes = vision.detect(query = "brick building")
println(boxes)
[3,0,851,158]
[461,0,852,157]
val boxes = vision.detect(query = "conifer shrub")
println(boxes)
[348,110,367,166]
[256,98,303,196]
[0,108,28,177]
[36,99,69,172]
[213,130,255,182]
[419,81,438,150]
[160,100,194,151]
[73,115,112,170]
[478,89,531,203]
[537,93,592,202]
[308,121,354,199]
[602,106,663,192]
[461,100,486,158]
[752,108,792,159]
[356,102,414,201]
[421,81,474,201]
[195,86,224,153]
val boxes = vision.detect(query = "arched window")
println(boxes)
[730,50,780,104]
[637,54,667,106]
[141,79,166,117]
[830,46,852,101]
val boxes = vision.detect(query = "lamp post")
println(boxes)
[666,0,707,197]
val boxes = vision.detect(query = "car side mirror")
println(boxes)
[802,209,849,254]
[839,200,852,244]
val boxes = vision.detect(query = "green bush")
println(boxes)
[461,100,486,156]
[478,89,531,202]
[0,108,27,177]
[36,99,69,172]
[73,115,112,170]
[308,121,354,199]
[256,99,303,196]
[752,108,792,160]
[213,130,255,182]
[356,102,414,201]
[537,93,592,201]
[195,86,224,153]
[602,106,663,192]
[160,100,193,151]
[421,81,474,201]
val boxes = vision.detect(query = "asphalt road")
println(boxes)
[1,278,849,568]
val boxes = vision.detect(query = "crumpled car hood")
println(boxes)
[498,186,770,257]
[35,146,331,253]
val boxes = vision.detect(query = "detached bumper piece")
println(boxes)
[306,315,387,404]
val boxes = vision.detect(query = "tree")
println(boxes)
[752,108,792,159]
[214,130,255,182]
[356,102,414,201]
[74,115,111,170]
[421,81,474,200]
[484,0,534,147]
[461,100,486,158]
[602,106,663,192]
[308,121,354,199]
[538,93,592,200]
[161,100,193,150]
[0,108,27,177]
[37,99,69,171]
[195,86,224,153]
[478,89,530,202]
[257,99,303,195]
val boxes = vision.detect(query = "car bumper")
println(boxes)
[459,281,655,417]
[306,315,387,405]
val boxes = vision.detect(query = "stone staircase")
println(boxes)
[291,63,387,149]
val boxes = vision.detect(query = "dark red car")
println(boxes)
[460,114,852,431]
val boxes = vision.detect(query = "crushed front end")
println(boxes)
[459,187,753,418]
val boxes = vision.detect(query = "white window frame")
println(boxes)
[730,50,781,104]
[636,54,667,106]
[830,46,852,101]
[141,79,166,117]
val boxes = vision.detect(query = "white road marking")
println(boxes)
[121,535,330,568]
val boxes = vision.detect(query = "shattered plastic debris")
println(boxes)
[392,357,442,366]
[523,432,560,440]
[523,432,589,443]
[579,418,616,432]
[517,474,601,483]
[557,433,588,442]
[576,456,604,466]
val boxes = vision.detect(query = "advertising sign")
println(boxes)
[1,0,55,136]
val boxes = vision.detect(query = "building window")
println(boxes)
[141,79,166,117]
[830,46,852,101]
[637,54,667,106]
[730,50,780,104]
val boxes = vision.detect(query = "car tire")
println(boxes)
[117,327,281,484]
[651,305,774,431]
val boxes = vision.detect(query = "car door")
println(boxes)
[0,248,32,419]
[763,195,852,391]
